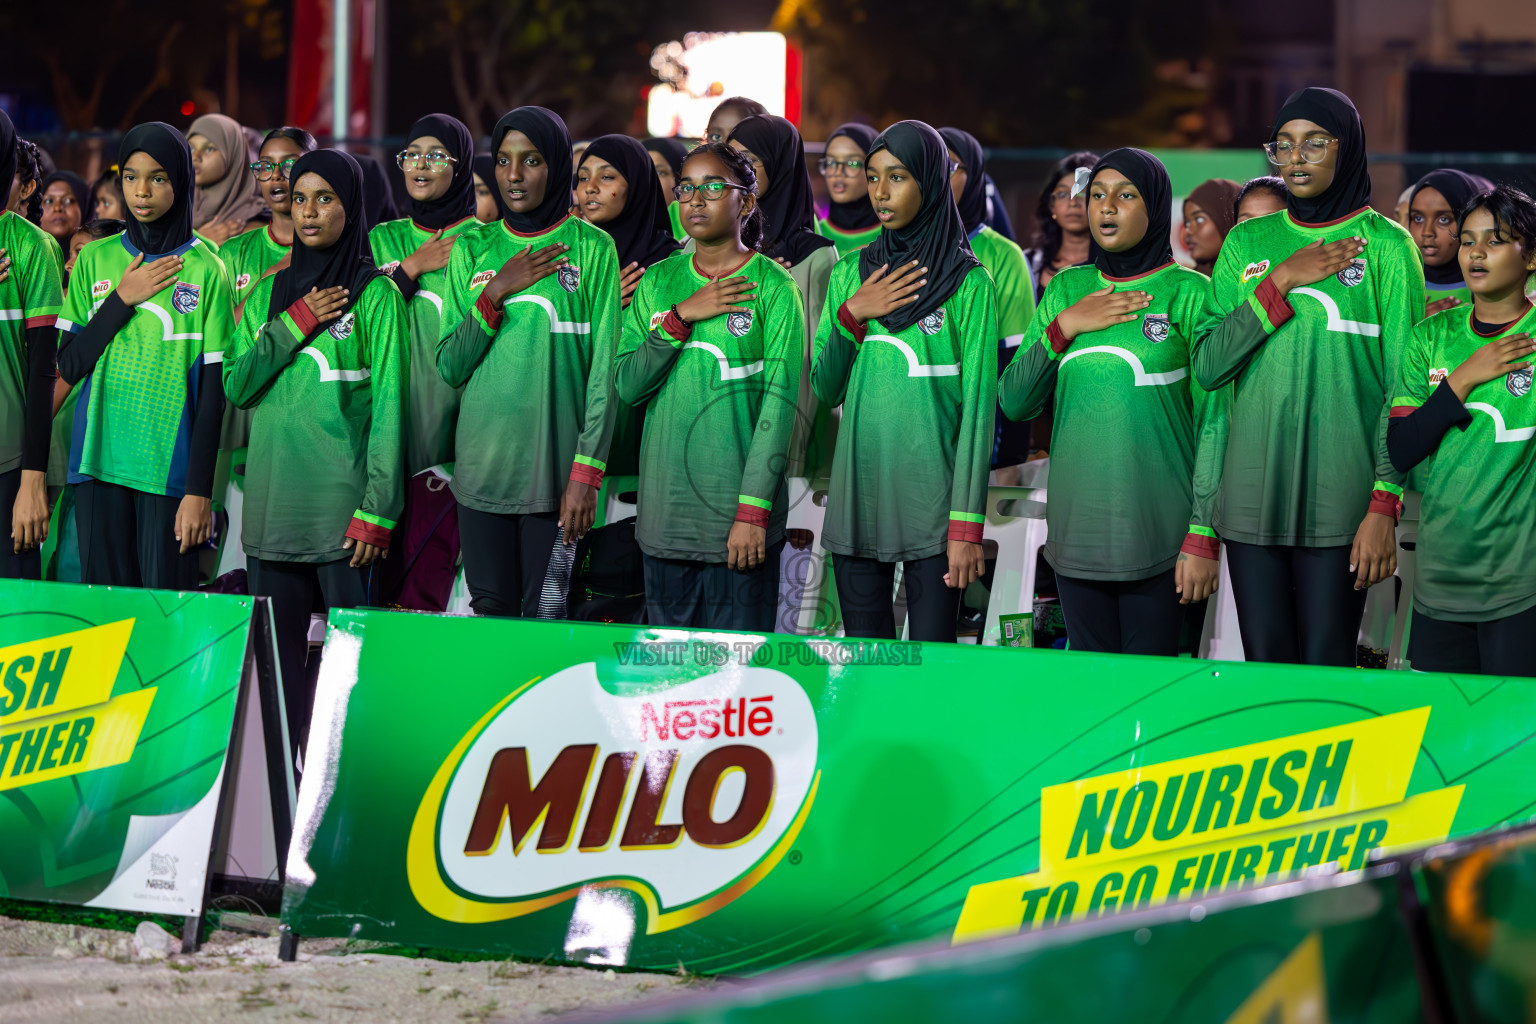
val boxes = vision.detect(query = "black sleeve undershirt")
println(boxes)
[389,264,419,302]
[184,362,224,498]
[21,324,57,472]
[1387,379,1472,473]
[56,292,133,385]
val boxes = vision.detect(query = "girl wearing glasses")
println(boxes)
[1191,86,1423,666]
[1000,149,1224,654]
[0,110,65,580]
[221,128,317,310]
[816,123,882,257]
[613,142,803,629]
[371,114,480,474]
[727,115,838,478]
[1024,152,1097,299]
[811,120,998,642]
[437,106,621,618]
[186,114,267,247]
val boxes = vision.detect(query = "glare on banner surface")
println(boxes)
[647,32,787,139]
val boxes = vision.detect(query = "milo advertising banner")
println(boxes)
[281,611,1536,973]
[1,580,255,918]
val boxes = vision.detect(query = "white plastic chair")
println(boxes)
[1387,491,1421,671]
[978,461,1051,646]
[1198,543,1244,660]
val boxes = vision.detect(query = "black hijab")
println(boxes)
[643,137,689,182]
[472,153,505,221]
[403,113,476,230]
[1270,87,1372,225]
[580,135,679,269]
[727,114,834,266]
[269,150,383,330]
[825,122,880,233]
[491,106,572,234]
[1086,148,1174,279]
[859,120,980,333]
[352,153,399,232]
[939,127,988,235]
[118,122,194,256]
[1411,168,1492,285]
[0,109,15,206]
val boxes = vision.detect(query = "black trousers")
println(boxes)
[1224,541,1369,667]
[247,556,374,767]
[75,478,200,590]
[0,469,42,580]
[834,552,959,643]
[458,507,560,618]
[1056,568,1185,656]
[643,541,785,632]
[1410,605,1536,677]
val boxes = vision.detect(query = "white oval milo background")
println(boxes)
[438,663,818,909]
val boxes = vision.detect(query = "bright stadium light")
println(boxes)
[646,32,793,138]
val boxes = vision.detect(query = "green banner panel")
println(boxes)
[1416,824,1536,1022]
[1,580,253,916]
[280,611,1536,973]
[592,867,1419,1023]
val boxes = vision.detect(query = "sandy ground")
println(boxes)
[0,916,712,1023]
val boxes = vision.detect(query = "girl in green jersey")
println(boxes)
[613,142,803,630]
[816,123,882,256]
[1191,87,1422,667]
[1387,184,1536,677]
[371,113,480,474]
[221,127,315,311]
[1408,169,1489,319]
[999,149,1223,655]
[223,149,407,761]
[811,120,997,643]
[643,137,690,243]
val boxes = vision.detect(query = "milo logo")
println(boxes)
[469,270,495,289]
[1240,261,1270,284]
[408,664,819,932]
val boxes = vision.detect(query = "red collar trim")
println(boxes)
[1469,301,1534,338]
[414,215,475,234]
[1100,261,1175,283]
[692,250,755,280]
[266,223,292,248]
[501,213,572,239]
[1286,207,1372,230]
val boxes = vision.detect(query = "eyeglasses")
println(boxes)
[41,195,77,208]
[1049,190,1084,204]
[673,181,751,201]
[818,157,864,176]
[250,158,298,181]
[949,161,963,177]
[396,151,458,171]
[1263,138,1338,165]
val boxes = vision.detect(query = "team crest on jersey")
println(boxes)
[1241,260,1270,283]
[1142,313,1171,344]
[1509,366,1533,398]
[92,279,112,299]
[919,308,946,335]
[727,311,753,337]
[379,261,400,276]
[329,312,356,341]
[557,264,581,293]
[171,282,201,314]
[469,270,495,288]
[1336,258,1367,288]
[1428,367,1449,385]
[234,273,251,291]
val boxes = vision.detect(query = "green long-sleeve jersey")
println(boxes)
[221,223,290,308]
[223,274,408,561]
[370,215,483,473]
[0,211,63,473]
[1000,263,1225,580]
[811,261,998,561]
[436,215,621,514]
[614,251,804,561]
[816,217,882,258]
[1390,306,1536,621]
[969,225,1036,349]
[58,235,234,498]
[1191,208,1423,546]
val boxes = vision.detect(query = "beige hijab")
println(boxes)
[187,114,265,229]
